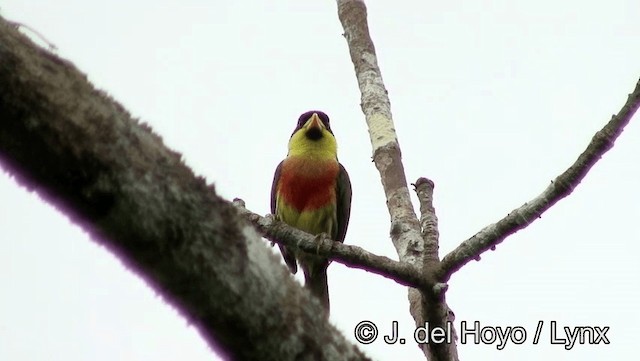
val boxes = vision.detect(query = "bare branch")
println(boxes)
[233,199,431,290]
[336,1,458,360]
[337,0,421,260]
[0,17,369,361]
[438,77,640,281]
[414,178,440,267]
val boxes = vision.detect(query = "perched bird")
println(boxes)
[271,110,352,312]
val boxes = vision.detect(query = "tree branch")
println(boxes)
[336,1,458,360]
[337,0,421,261]
[0,16,369,361]
[438,77,640,282]
[233,199,431,290]
[414,178,440,268]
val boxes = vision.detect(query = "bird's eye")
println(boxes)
[297,112,311,127]
[317,112,331,131]
[318,112,330,126]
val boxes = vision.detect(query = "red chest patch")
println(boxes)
[278,158,340,212]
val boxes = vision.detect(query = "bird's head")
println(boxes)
[287,110,338,159]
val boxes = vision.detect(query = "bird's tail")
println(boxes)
[304,265,330,313]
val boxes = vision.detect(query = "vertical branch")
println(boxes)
[414,177,440,267]
[414,178,458,361]
[336,1,458,360]
[336,0,421,280]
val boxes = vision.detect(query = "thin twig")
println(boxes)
[7,21,57,51]
[438,77,640,281]
[233,199,431,290]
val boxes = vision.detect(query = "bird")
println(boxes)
[270,110,352,312]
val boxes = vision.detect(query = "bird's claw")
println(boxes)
[313,233,331,255]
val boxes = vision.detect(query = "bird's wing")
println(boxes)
[270,161,282,215]
[271,161,298,274]
[335,163,352,244]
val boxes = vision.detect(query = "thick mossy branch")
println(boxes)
[0,17,369,361]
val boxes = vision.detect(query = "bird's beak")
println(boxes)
[306,113,324,131]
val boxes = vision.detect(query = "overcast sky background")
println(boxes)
[1,1,639,360]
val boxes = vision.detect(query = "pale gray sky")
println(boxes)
[1,1,639,360]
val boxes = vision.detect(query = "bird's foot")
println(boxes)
[265,214,279,247]
[313,233,331,255]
